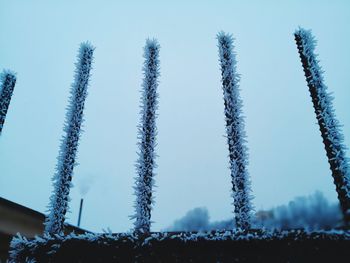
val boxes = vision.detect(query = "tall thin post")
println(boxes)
[0,70,16,135]
[217,32,253,230]
[45,43,94,234]
[132,39,160,234]
[295,28,350,225]
[77,198,84,227]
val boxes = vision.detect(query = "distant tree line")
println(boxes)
[166,191,342,232]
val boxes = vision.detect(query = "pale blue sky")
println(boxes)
[1,0,349,233]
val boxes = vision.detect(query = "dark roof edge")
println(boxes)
[0,197,91,233]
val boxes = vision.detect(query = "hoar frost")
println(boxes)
[295,28,350,226]
[132,39,160,234]
[45,42,95,235]
[217,32,253,230]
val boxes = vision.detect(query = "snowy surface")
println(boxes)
[9,229,350,262]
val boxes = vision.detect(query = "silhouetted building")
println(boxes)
[0,197,88,262]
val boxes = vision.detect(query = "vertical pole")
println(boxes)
[45,42,94,234]
[294,28,350,226]
[77,198,84,227]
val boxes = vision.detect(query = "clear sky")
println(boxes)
[1,0,350,233]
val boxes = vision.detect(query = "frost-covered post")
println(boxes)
[44,43,94,234]
[0,70,16,135]
[132,39,160,234]
[217,32,253,230]
[295,28,350,225]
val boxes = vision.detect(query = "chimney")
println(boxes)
[77,198,83,227]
